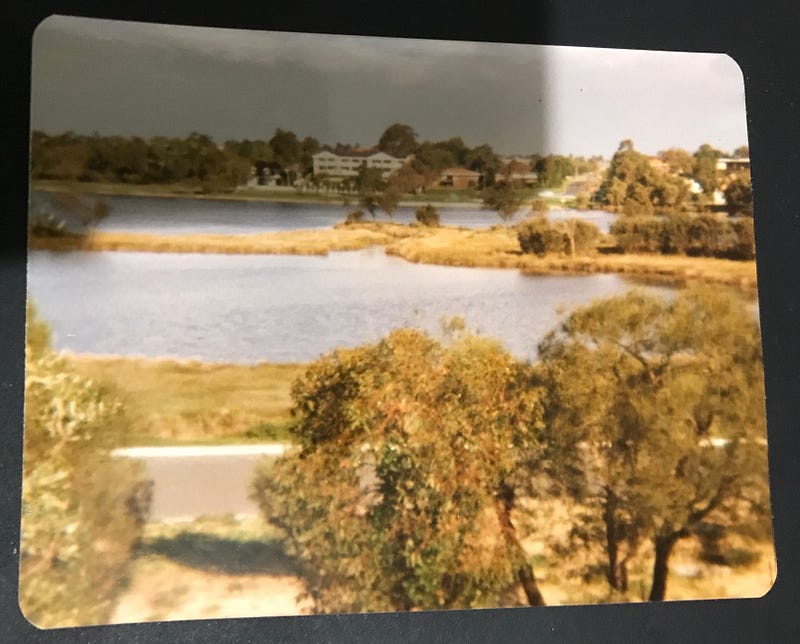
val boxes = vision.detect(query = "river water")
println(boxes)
[29,191,618,234]
[26,191,648,364]
[27,246,667,364]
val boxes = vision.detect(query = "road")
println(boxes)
[112,445,289,521]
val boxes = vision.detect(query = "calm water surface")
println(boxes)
[28,247,664,364]
[30,191,617,234]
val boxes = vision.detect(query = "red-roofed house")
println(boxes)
[438,167,482,189]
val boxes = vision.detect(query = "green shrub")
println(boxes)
[19,304,151,627]
[727,218,756,260]
[251,329,547,612]
[611,213,752,259]
[414,204,440,227]
[610,217,665,253]
[517,216,600,257]
[345,209,366,224]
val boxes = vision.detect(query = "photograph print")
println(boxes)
[21,14,773,627]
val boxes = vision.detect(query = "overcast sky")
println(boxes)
[31,15,750,157]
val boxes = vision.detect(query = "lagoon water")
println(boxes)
[30,191,618,234]
[28,192,632,363]
[27,247,664,364]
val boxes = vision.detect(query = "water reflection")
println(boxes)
[27,247,669,364]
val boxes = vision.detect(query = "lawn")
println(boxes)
[64,355,304,445]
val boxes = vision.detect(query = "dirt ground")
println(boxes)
[110,516,312,623]
[110,513,775,624]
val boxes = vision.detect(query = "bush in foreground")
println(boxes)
[252,329,547,612]
[251,288,771,610]
[19,303,151,627]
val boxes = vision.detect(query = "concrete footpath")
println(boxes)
[112,444,290,521]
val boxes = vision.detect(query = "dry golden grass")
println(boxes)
[30,221,757,288]
[30,227,404,255]
[386,226,757,288]
[63,354,303,444]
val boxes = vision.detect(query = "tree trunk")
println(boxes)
[649,533,679,601]
[603,489,628,591]
[494,483,546,606]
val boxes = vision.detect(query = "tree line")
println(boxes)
[251,286,771,612]
[29,125,600,195]
[593,139,752,217]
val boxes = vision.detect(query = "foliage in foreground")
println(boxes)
[251,287,772,611]
[537,286,771,600]
[252,328,547,612]
[19,303,151,627]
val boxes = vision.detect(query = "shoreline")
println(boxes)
[31,180,485,209]
[29,223,758,289]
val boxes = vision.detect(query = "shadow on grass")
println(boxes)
[140,532,297,576]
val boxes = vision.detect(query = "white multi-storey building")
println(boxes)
[312,148,410,178]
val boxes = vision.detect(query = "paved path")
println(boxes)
[112,444,290,521]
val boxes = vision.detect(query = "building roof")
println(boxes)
[313,147,406,160]
[440,167,482,177]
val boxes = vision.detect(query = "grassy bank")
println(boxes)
[64,354,303,445]
[384,227,757,288]
[32,179,483,208]
[29,224,417,255]
[31,220,758,288]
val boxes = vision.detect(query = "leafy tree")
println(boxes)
[732,145,750,158]
[356,165,386,218]
[537,287,770,601]
[377,186,402,219]
[657,148,694,176]
[29,193,111,238]
[595,140,689,215]
[610,214,753,258]
[200,149,251,194]
[411,142,458,187]
[345,209,366,224]
[377,123,418,158]
[20,303,151,626]
[415,204,440,227]
[533,155,576,189]
[251,329,548,612]
[517,216,565,256]
[482,183,523,221]
[517,216,600,257]
[301,136,322,175]
[692,143,725,196]
[386,163,426,195]
[724,176,754,217]
[269,128,303,183]
[436,137,470,166]
[466,144,501,187]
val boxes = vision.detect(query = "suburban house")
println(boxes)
[438,167,482,189]
[495,170,538,186]
[715,157,750,173]
[312,148,410,178]
[495,159,538,186]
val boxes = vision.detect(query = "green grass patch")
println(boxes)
[64,355,303,445]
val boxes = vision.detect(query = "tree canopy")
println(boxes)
[595,140,690,215]
[251,286,770,610]
[536,286,770,600]
[482,182,523,221]
[377,123,418,158]
[252,328,548,612]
